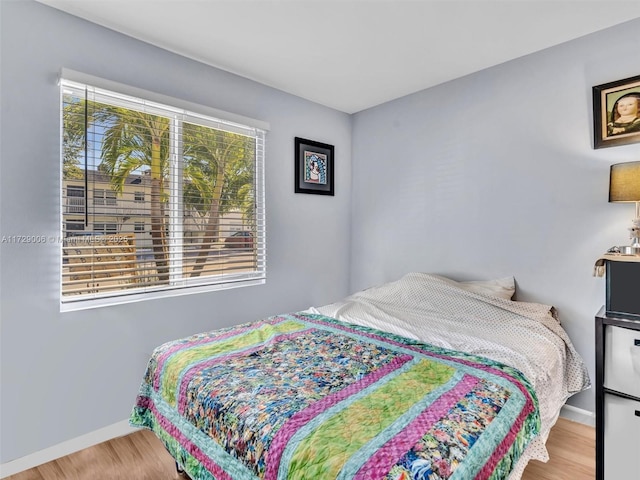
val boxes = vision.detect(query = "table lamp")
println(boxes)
[609,161,640,254]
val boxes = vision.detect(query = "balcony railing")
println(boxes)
[66,197,85,214]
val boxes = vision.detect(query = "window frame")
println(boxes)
[59,70,269,312]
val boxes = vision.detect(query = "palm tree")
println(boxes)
[62,98,86,180]
[97,105,171,282]
[182,123,255,277]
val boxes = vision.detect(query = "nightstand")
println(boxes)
[595,307,640,480]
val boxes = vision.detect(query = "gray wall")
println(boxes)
[350,17,640,413]
[0,1,352,463]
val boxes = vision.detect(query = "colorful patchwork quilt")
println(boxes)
[130,313,540,480]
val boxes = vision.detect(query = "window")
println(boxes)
[93,189,117,206]
[68,185,85,197]
[66,185,85,214]
[93,223,118,234]
[60,73,267,308]
[65,219,85,236]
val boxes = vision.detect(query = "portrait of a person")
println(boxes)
[308,159,320,182]
[304,152,326,184]
[607,92,640,136]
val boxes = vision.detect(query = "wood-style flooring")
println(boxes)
[5,417,595,479]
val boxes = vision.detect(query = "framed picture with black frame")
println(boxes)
[294,137,334,196]
[593,75,640,149]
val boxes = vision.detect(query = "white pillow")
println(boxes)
[457,276,515,300]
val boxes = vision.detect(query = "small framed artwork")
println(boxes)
[593,75,640,149]
[294,137,334,196]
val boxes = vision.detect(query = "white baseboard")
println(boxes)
[560,404,596,427]
[0,420,137,478]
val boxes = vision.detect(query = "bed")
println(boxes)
[130,273,590,480]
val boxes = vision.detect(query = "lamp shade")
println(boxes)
[609,161,640,203]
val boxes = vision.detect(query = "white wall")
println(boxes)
[350,17,640,414]
[0,1,352,463]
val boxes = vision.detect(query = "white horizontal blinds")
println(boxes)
[181,120,261,280]
[60,79,266,303]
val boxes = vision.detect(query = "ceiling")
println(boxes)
[37,0,640,114]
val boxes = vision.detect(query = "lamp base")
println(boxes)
[625,214,640,255]
[618,245,640,255]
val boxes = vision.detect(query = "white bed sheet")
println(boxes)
[307,273,590,479]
